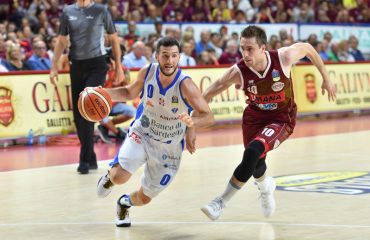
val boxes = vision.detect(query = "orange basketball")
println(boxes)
[78,87,112,122]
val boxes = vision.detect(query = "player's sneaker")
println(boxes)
[116,195,131,227]
[256,176,276,218]
[97,125,112,144]
[97,171,114,198]
[201,197,225,221]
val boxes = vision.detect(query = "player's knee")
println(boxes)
[233,140,265,182]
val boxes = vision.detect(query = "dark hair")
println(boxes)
[240,26,267,47]
[105,44,126,63]
[156,37,181,53]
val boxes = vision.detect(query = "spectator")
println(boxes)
[3,43,29,71]
[195,29,213,57]
[197,49,219,66]
[122,41,147,68]
[327,42,340,62]
[255,5,275,23]
[46,35,58,60]
[230,10,247,23]
[123,21,142,48]
[291,2,315,23]
[179,42,196,67]
[218,39,242,65]
[144,4,162,23]
[348,35,365,61]
[192,0,212,22]
[26,40,51,70]
[312,41,328,61]
[335,9,354,23]
[307,33,317,46]
[154,20,163,38]
[228,0,252,14]
[247,0,262,22]
[337,40,355,62]
[209,32,223,58]
[212,0,232,22]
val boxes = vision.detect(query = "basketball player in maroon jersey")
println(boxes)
[199,26,337,220]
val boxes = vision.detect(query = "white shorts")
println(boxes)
[110,131,183,199]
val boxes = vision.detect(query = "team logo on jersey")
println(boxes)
[272,82,284,92]
[255,92,285,104]
[272,69,280,82]
[171,108,178,114]
[0,87,14,127]
[275,172,370,195]
[171,96,179,105]
[141,115,150,128]
[159,97,165,106]
[86,16,94,19]
[257,103,278,110]
[248,80,254,85]
[68,16,77,21]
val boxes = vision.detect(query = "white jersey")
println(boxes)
[130,63,192,145]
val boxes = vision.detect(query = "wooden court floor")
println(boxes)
[1,115,370,240]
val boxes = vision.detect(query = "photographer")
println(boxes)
[97,45,136,144]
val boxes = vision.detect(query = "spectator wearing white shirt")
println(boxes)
[179,42,196,67]
[122,41,147,68]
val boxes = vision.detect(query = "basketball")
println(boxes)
[78,87,112,122]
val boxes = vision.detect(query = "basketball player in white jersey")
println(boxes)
[96,37,214,227]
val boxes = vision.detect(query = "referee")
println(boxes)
[49,0,123,174]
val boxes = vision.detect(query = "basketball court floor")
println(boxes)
[1,115,370,240]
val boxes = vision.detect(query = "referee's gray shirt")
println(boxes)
[59,2,116,60]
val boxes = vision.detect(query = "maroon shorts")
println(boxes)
[242,122,295,157]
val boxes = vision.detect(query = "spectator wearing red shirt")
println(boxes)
[218,39,242,65]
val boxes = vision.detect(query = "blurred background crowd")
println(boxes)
[0,0,368,72]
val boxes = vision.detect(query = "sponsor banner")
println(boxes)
[0,73,75,139]
[275,171,370,195]
[291,63,370,113]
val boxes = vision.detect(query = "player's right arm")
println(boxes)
[203,65,242,102]
[104,64,147,102]
[50,35,69,85]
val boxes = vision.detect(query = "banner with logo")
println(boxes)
[0,73,75,139]
[291,63,370,113]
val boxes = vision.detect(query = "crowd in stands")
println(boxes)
[0,0,368,72]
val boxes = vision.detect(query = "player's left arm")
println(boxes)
[180,78,214,154]
[280,42,337,101]
[180,78,214,129]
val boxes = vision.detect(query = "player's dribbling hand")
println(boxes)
[321,79,337,102]
[179,112,194,127]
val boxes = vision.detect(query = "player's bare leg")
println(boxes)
[97,164,131,198]
[116,187,151,227]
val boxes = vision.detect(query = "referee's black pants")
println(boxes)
[70,56,108,171]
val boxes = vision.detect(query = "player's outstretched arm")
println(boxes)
[203,65,242,102]
[279,42,337,101]
[104,64,148,102]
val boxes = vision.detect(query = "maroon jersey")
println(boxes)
[236,50,297,125]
